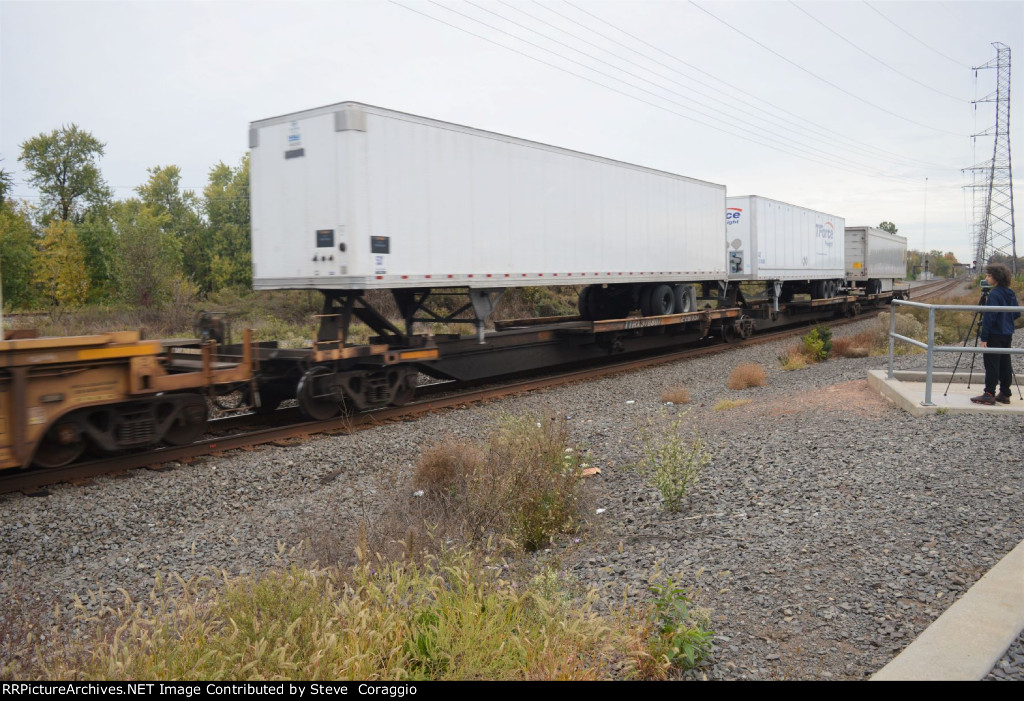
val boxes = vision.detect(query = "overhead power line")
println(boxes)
[557,0,946,169]
[464,0,899,175]
[390,0,933,182]
[862,1,972,69]
[688,0,966,137]
[552,0,949,170]
[788,1,965,102]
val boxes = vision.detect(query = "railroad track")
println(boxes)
[0,279,969,495]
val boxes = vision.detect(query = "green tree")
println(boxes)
[18,124,112,221]
[203,155,251,292]
[0,201,38,309]
[878,221,898,235]
[137,165,206,288]
[76,206,118,302]
[0,160,13,202]
[32,220,89,307]
[110,199,182,307]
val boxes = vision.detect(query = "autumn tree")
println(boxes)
[32,220,89,307]
[19,124,112,222]
[203,155,251,292]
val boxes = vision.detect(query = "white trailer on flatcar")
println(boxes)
[249,102,727,293]
[844,226,907,294]
[725,195,846,300]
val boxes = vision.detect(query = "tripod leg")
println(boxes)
[945,311,982,396]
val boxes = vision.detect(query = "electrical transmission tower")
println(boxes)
[965,42,1016,274]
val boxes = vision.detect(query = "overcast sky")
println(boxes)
[2,0,1022,263]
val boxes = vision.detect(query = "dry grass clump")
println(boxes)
[726,363,767,389]
[831,335,871,358]
[39,551,651,681]
[408,412,585,553]
[712,398,752,411]
[778,343,811,370]
[660,385,691,404]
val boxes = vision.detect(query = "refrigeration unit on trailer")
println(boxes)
[844,226,907,294]
[725,195,846,301]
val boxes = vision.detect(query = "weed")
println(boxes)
[726,363,766,389]
[638,416,711,512]
[777,347,809,370]
[39,550,639,680]
[712,399,752,411]
[660,385,691,404]
[409,412,584,552]
[647,577,714,671]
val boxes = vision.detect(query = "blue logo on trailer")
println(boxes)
[816,221,835,247]
[726,207,742,226]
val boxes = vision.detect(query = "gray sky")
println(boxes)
[2,0,1022,263]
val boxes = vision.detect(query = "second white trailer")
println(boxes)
[726,195,846,299]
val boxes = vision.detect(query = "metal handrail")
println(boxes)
[888,298,1024,406]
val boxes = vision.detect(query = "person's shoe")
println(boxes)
[996,393,1011,404]
[971,391,997,405]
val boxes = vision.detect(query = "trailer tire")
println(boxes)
[673,285,695,314]
[643,284,675,316]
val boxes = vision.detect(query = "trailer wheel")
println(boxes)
[673,285,695,314]
[643,284,675,316]
[578,287,595,321]
[810,280,826,299]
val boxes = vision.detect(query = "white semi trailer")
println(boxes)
[844,226,908,294]
[725,195,846,301]
[249,101,727,321]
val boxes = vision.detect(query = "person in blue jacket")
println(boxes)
[972,263,1021,405]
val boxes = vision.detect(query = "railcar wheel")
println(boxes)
[243,383,288,414]
[163,398,209,446]
[297,366,342,421]
[32,423,85,468]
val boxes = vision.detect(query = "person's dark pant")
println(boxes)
[983,333,1014,395]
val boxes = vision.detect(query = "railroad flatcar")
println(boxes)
[0,102,909,470]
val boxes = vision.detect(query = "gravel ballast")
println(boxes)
[2,313,1022,680]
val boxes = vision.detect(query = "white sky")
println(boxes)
[2,0,1022,264]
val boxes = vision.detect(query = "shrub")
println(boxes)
[726,363,766,389]
[660,386,691,404]
[638,416,711,512]
[411,413,585,551]
[802,326,833,361]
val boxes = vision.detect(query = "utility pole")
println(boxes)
[965,42,1016,275]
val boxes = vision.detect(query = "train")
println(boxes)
[0,101,907,470]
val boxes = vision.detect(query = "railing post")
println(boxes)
[923,307,936,406]
[888,304,896,379]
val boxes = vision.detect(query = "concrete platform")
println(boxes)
[871,539,1024,681]
[867,369,1024,417]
